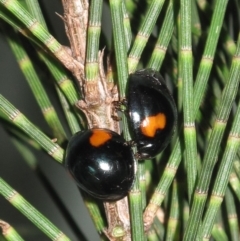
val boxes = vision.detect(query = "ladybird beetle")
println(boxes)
[127,69,177,159]
[64,128,135,200]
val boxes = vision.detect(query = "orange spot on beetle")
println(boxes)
[140,113,166,137]
[90,129,112,147]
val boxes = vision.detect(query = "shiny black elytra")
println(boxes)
[127,69,177,160]
[64,128,135,201]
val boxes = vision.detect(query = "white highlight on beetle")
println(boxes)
[100,161,111,171]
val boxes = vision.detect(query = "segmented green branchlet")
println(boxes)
[183,34,240,241]
[6,127,40,169]
[127,0,165,73]
[128,151,145,241]
[37,45,82,132]
[143,137,181,222]
[21,1,80,109]
[147,0,174,70]
[85,0,102,82]
[22,0,80,114]
[0,95,64,163]
[233,160,240,179]
[175,179,188,235]
[113,11,131,163]
[82,193,106,234]
[0,110,41,152]
[191,0,201,42]
[177,31,183,113]
[211,211,228,241]
[109,0,128,100]
[144,160,152,192]
[165,180,180,240]
[180,0,198,200]
[144,0,229,229]
[2,128,86,240]
[56,88,81,134]
[225,188,239,241]
[0,5,80,112]
[0,178,71,241]
[129,186,145,241]
[122,1,132,51]
[0,0,82,78]
[25,0,82,132]
[37,51,81,114]
[198,92,240,239]
[193,0,229,118]
[0,220,24,241]
[229,169,240,201]
[197,0,236,57]
[5,29,66,143]
[129,162,144,239]
[196,64,229,131]
[0,5,41,47]
[24,0,47,29]
[6,3,85,237]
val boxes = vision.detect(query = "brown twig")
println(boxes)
[0,220,10,236]
[61,0,88,64]
[103,198,131,241]
[59,0,89,87]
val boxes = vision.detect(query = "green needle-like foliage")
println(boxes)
[109,0,128,98]
[184,33,240,241]
[0,178,71,241]
[199,70,240,239]
[85,0,103,82]
[128,0,165,73]
[5,28,66,143]
[147,0,175,70]
[0,95,64,163]
[225,188,239,241]
[180,0,197,201]
[229,170,240,201]
[165,180,179,240]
